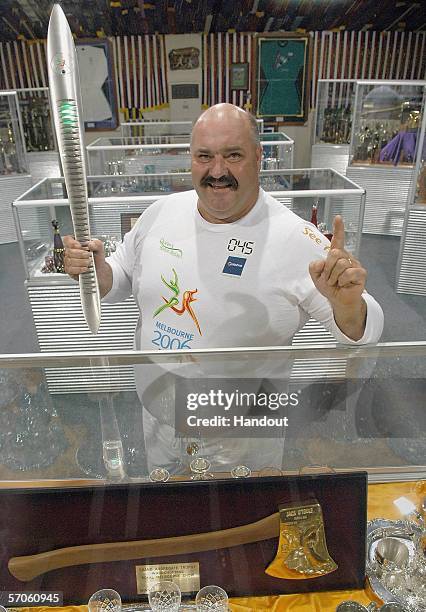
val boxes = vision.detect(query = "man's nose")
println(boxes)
[210,155,227,178]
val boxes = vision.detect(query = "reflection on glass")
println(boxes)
[0,368,67,471]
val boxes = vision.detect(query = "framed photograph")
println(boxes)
[256,35,311,122]
[121,212,142,239]
[76,39,118,131]
[230,63,249,90]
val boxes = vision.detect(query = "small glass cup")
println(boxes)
[148,580,181,612]
[195,585,228,611]
[87,589,122,612]
[190,457,214,480]
[231,465,251,478]
[149,467,171,482]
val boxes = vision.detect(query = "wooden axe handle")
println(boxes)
[8,512,280,581]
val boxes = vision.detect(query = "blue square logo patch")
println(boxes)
[222,256,247,276]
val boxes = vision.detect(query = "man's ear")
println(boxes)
[256,145,263,170]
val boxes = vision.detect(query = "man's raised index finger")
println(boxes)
[330,215,345,250]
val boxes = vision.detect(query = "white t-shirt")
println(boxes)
[105,187,383,349]
[104,188,384,470]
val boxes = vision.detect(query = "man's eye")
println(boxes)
[228,152,242,160]
[198,154,211,161]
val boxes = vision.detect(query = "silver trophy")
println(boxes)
[47,4,101,334]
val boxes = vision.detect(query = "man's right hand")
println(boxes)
[63,236,113,298]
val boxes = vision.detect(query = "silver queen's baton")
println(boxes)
[47,4,101,334]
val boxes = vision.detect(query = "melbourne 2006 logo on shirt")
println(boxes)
[153,268,202,335]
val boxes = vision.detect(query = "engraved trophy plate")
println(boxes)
[135,562,200,595]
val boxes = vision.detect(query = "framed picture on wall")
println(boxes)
[121,212,142,239]
[230,63,249,90]
[256,34,311,122]
[76,39,118,130]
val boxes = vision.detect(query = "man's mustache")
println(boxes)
[200,174,238,190]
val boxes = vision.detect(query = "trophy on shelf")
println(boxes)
[51,219,65,273]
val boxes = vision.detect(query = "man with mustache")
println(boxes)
[64,103,383,471]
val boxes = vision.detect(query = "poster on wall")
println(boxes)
[230,63,249,90]
[168,47,200,70]
[76,40,118,130]
[256,35,310,122]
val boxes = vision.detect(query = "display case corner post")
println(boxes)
[395,93,426,291]
[348,83,361,165]
[12,203,29,278]
[356,191,367,258]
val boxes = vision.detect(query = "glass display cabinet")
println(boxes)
[120,118,264,138]
[15,87,60,182]
[346,80,426,236]
[260,132,294,169]
[397,94,426,296]
[86,132,294,176]
[0,342,424,481]
[120,120,193,138]
[87,136,191,175]
[311,79,356,175]
[12,169,364,387]
[0,343,425,609]
[0,90,32,244]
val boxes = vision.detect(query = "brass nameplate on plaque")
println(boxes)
[135,562,200,594]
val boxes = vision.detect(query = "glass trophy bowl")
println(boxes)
[88,589,122,612]
[147,580,181,612]
[195,585,228,611]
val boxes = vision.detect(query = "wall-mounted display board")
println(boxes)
[256,34,310,123]
[76,40,118,131]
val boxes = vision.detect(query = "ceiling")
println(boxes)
[0,0,425,41]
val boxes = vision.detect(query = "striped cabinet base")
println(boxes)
[397,209,426,296]
[346,165,414,236]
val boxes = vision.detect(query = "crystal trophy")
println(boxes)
[87,589,121,612]
[147,580,181,612]
[195,585,229,611]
